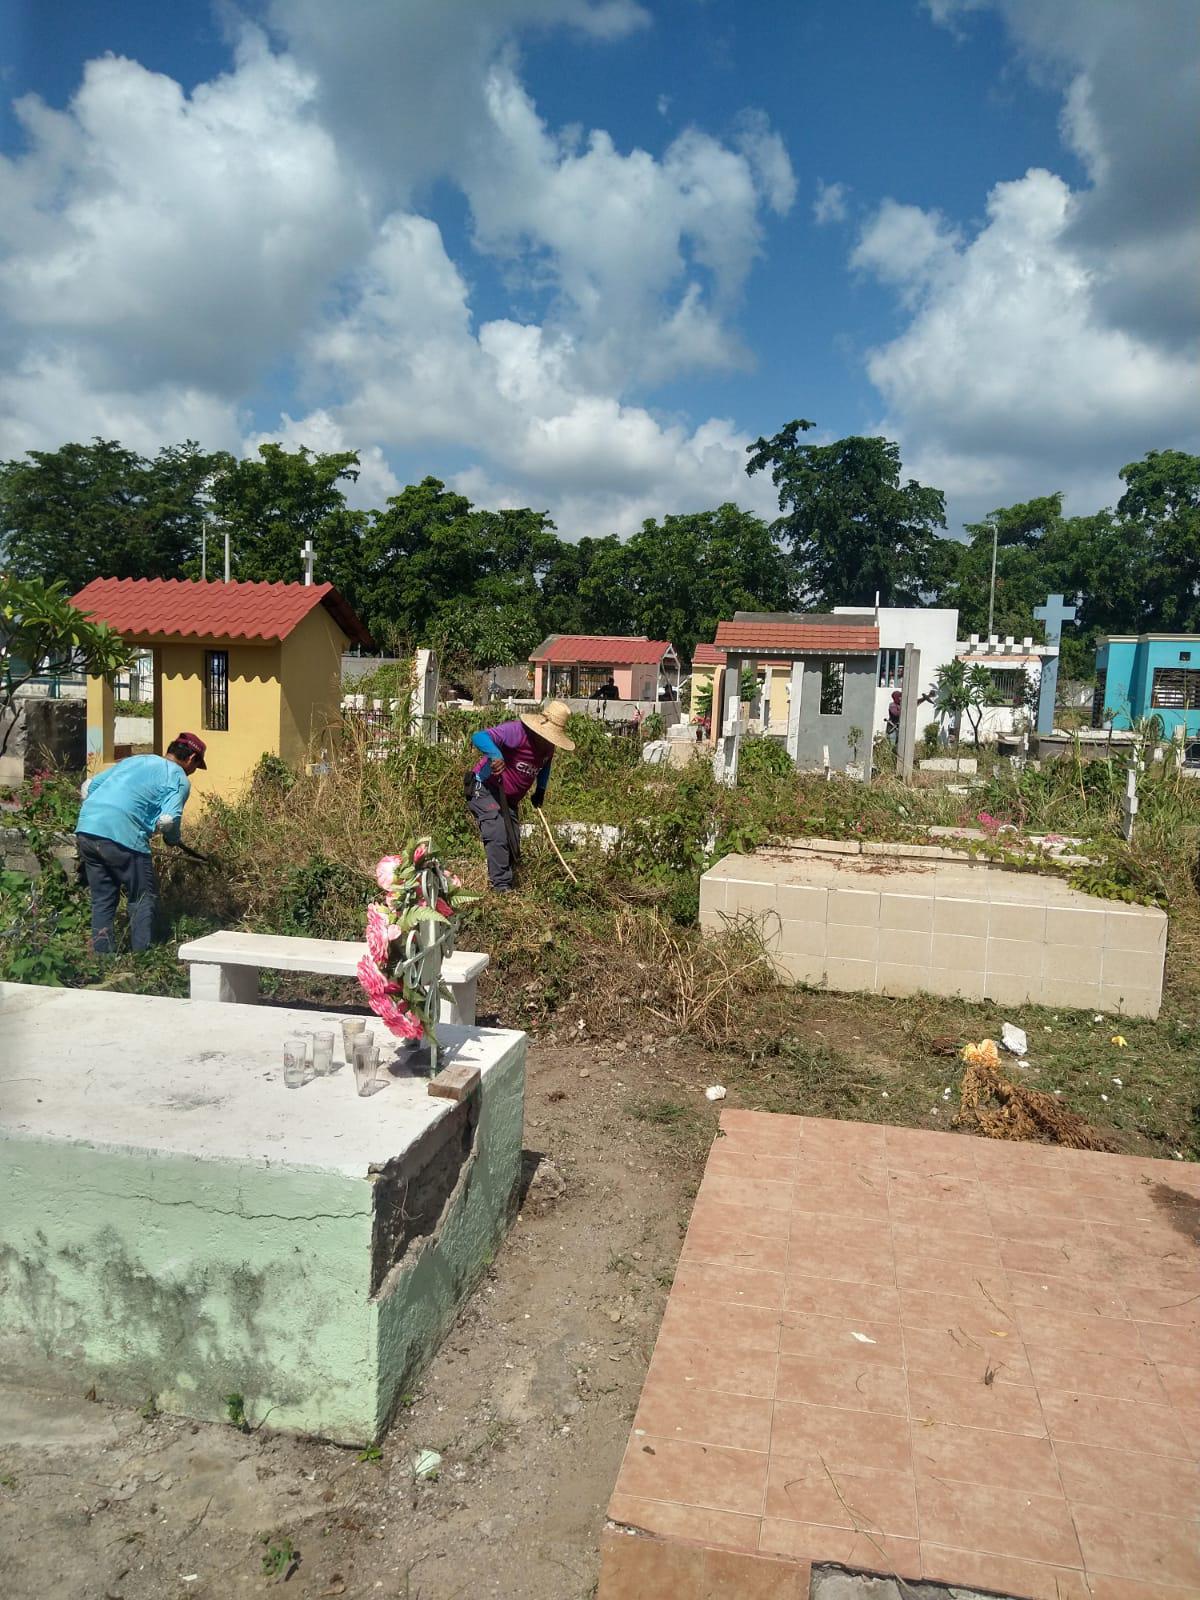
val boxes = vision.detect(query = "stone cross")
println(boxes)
[1032,592,1078,736]
[301,538,315,585]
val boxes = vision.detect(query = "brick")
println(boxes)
[428,1064,481,1102]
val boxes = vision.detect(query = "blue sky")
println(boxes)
[0,0,1195,540]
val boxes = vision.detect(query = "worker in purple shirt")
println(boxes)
[466,700,575,891]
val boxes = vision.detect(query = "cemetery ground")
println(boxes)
[1,719,1198,1597]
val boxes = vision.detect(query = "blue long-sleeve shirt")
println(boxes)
[77,754,191,854]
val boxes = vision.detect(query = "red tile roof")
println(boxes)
[714,619,878,654]
[531,634,676,665]
[691,642,726,666]
[72,577,372,647]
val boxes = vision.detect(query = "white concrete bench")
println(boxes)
[177,931,489,1024]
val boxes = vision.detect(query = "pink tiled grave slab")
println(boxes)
[599,1110,1200,1600]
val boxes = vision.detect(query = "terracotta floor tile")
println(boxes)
[981,1182,1089,1220]
[1156,1361,1200,1410]
[616,1434,769,1518]
[883,1125,980,1174]
[649,1331,779,1399]
[1000,1239,1109,1281]
[1005,1269,1129,1320]
[792,1213,893,1254]
[1025,1347,1168,1404]
[886,1167,987,1204]
[659,1296,782,1355]
[911,1422,1062,1496]
[893,1253,1012,1302]
[790,1177,890,1220]
[1016,1303,1143,1358]
[972,1142,1074,1181]
[1053,1439,1200,1518]
[898,1286,1018,1336]
[769,1400,913,1473]
[797,1117,888,1160]
[888,1195,996,1235]
[1086,1575,1200,1600]
[790,1154,886,1189]
[764,1454,917,1536]
[759,1518,920,1577]
[1090,1218,1196,1256]
[1120,1282,1200,1326]
[699,1545,808,1600]
[987,1210,1100,1250]
[891,1222,1003,1265]
[1135,1319,1200,1368]
[719,1114,805,1156]
[778,1312,905,1367]
[689,1197,794,1244]
[774,1354,907,1415]
[1175,1405,1200,1457]
[634,1376,774,1455]
[607,1493,760,1555]
[598,1525,703,1598]
[706,1148,801,1186]
[787,1239,896,1288]
[919,1544,1090,1600]
[783,1276,900,1322]
[699,1172,796,1213]
[670,1259,787,1311]
[902,1321,1033,1386]
[681,1224,790,1277]
[1038,1389,1192,1457]
[908,1369,1047,1435]
[1071,1502,1200,1589]
[915,1475,1082,1568]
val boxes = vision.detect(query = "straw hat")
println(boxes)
[520,699,575,751]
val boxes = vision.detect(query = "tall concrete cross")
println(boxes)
[1032,591,1078,736]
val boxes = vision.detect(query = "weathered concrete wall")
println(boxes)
[0,825,76,878]
[0,698,86,789]
[791,656,876,773]
[701,843,1167,1017]
[0,985,527,1444]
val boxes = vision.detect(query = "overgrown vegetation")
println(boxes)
[3,714,1198,1154]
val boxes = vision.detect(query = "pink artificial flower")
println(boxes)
[365,903,391,967]
[448,872,462,889]
[374,991,424,1040]
[375,855,404,892]
[413,843,427,863]
[356,953,392,1006]
[435,897,453,917]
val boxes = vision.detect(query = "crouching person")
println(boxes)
[465,701,574,891]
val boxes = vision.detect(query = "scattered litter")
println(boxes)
[412,1449,442,1481]
[1016,1058,1031,1071]
[578,1068,590,1079]
[1093,1014,1105,1023]
[1110,1035,1128,1048]
[1111,1077,1123,1088]
[850,1332,876,1344]
[705,1085,727,1102]
[1101,1093,1109,1102]
[880,1090,889,1098]
[1043,1026,1053,1033]
[961,1039,1000,1070]
[956,1060,1114,1150]
[1001,1023,1028,1057]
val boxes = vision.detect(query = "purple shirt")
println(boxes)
[473,720,552,802]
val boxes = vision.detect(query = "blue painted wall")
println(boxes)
[1095,636,1200,736]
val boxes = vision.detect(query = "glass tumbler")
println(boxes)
[341,1018,367,1062]
[283,1036,307,1089]
[312,1031,335,1076]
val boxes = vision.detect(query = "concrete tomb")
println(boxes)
[0,984,525,1444]
[700,841,1167,1016]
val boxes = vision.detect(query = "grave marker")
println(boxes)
[1032,592,1078,736]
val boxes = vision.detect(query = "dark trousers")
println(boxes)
[76,832,159,954]
[466,780,520,891]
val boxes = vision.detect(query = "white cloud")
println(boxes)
[857,0,1200,521]
[0,0,793,543]
[813,179,849,226]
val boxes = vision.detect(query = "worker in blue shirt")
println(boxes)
[76,732,207,954]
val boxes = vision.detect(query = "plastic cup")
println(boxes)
[312,1031,335,1076]
[283,1036,307,1089]
[353,1050,380,1097]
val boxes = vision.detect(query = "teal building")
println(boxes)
[1094,634,1200,741]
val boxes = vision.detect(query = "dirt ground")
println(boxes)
[0,1035,723,1600]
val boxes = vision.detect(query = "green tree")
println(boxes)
[746,421,946,606]
[208,443,362,587]
[0,438,219,592]
[1116,449,1200,631]
[1,575,135,755]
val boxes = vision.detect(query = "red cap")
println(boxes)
[173,732,207,768]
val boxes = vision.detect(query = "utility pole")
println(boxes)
[987,521,998,637]
[201,525,207,582]
[224,528,231,584]
[301,539,315,585]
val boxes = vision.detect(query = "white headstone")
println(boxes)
[410,649,440,743]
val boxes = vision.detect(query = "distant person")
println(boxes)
[465,702,574,891]
[75,733,207,954]
[595,679,619,701]
[886,690,902,743]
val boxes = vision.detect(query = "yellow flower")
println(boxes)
[1110,1034,1128,1048]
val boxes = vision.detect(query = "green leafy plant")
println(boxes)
[639,710,665,740]
[737,737,794,781]
[357,1444,383,1464]
[224,1391,249,1432]
[260,1536,298,1579]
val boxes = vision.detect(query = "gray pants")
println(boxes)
[77,832,159,954]
[467,783,520,891]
